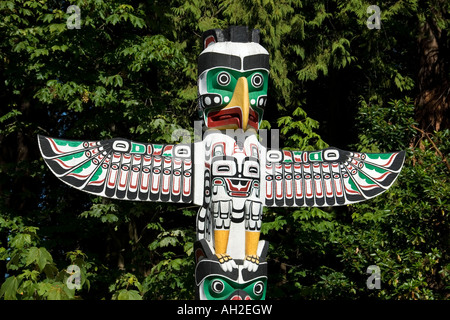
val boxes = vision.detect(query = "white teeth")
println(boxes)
[213,186,218,194]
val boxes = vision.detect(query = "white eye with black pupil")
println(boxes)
[253,281,264,295]
[217,72,231,86]
[251,73,264,88]
[211,280,224,293]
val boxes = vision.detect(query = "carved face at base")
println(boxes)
[201,273,267,300]
[195,239,268,300]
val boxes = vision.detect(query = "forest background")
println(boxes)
[0,0,448,300]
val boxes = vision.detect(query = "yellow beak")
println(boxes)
[224,77,250,130]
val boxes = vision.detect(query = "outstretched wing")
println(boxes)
[263,147,405,207]
[38,135,195,203]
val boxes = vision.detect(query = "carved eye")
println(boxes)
[244,160,259,178]
[251,73,264,88]
[253,281,264,296]
[217,72,231,86]
[211,280,224,293]
[217,165,230,172]
[249,166,258,174]
[212,160,236,176]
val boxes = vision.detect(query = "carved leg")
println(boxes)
[245,230,260,256]
[244,231,260,271]
[214,229,229,256]
[214,229,237,272]
[212,199,237,272]
[244,200,262,271]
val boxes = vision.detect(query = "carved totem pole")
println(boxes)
[38,26,405,300]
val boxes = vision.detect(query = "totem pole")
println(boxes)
[38,26,405,300]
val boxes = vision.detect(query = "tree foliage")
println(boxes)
[0,0,448,300]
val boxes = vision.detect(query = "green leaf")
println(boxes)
[0,276,20,300]
[46,283,73,300]
[48,23,66,33]
[26,247,53,271]
[10,233,32,249]
[0,109,22,123]
[106,13,120,25]
[117,289,142,300]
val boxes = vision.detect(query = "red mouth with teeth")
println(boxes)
[224,178,252,197]
[206,106,259,130]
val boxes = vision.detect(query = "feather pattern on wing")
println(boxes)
[263,147,405,207]
[38,135,194,203]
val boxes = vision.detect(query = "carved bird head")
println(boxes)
[197,26,270,131]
